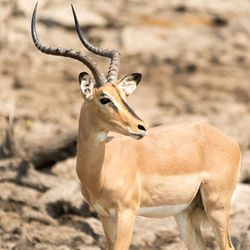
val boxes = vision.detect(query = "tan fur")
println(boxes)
[76,82,241,250]
[30,5,239,248]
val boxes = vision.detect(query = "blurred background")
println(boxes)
[0,0,249,249]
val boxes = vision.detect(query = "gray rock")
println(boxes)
[38,180,96,218]
[39,5,107,29]
[0,210,22,233]
[120,26,166,57]
[239,232,250,250]
[12,0,46,17]
[0,182,40,206]
[51,157,77,180]
[22,206,57,226]
[240,154,250,183]
[83,217,104,239]
[39,180,82,211]
[26,224,94,246]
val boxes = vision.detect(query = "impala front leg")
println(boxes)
[100,210,136,250]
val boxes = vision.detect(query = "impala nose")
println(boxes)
[137,123,148,137]
[138,124,146,132]
[130,123,148,139]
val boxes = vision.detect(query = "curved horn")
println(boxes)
[31,3,107,85]
[71,5,120,83]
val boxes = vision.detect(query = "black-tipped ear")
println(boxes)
[79,72,94,99]
[117,73,142,96]
[79,72,89,84]
[131,73,142,85]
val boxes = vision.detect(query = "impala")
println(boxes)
[31,3,241,250]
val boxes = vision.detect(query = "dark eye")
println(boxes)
[100,97,111,105]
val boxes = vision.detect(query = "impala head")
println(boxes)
[31,3,148,139]
[79,72,147,139]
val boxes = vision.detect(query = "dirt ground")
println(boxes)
[0,0,250,249]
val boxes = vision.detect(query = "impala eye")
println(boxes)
[100,97,111,105]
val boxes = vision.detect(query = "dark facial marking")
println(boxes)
[111,103,119,113]
[121,98,142,121]
[111,84,142,121]
[100,92,119,113]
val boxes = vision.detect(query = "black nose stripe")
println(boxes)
[111,84,143,121]
[120,98,143,121]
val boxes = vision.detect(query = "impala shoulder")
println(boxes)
[199,122,241,155]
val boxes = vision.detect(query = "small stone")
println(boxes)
[212,16,228,27]
[174,5,187,13]
[40,6,107,29]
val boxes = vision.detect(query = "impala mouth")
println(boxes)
[130,131,147,140]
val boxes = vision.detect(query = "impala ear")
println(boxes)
[79,72,94,99]
[118,73,141,96]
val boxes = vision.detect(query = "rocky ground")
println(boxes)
[0,0,250,249]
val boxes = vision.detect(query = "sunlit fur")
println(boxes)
[30,4,241,249]
[81,83,147,138]
[76,80,241,250]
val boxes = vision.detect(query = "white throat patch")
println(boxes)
[96,132,107,142]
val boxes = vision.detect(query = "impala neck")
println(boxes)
[76,103,108,183]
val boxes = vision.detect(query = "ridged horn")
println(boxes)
[71,5,120,84]
[31,2,107,85]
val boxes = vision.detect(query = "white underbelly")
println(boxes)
[137,203,189,218]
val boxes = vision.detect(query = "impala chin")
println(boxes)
[130,131,147,140]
